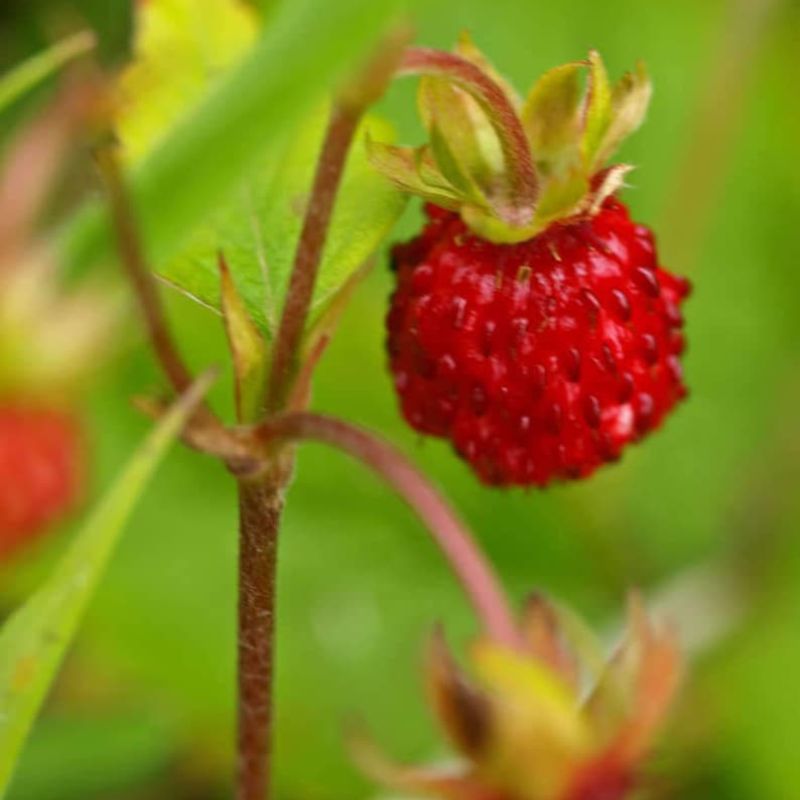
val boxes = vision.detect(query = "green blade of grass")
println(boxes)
[0,371,215,796]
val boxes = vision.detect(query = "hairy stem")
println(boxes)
[265,31,409,413]
[97,147,219,425]
[237,475,286,800]
[264,107,360,412]
[240,32,410,797]
[253,412,521,649]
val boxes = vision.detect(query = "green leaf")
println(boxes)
[0,31,95,114]
[147,110,407,334]
[0,373,213,796]
[226,109,408,335]
[59,0,409,328]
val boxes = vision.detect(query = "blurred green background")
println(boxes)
[2,0,800,797]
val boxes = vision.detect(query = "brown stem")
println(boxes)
[237,474,287,800]
[265,31,410,413]
[96,145,242,449]
[252,412,521,649]
[264,107,359,412]
[98,147,200,396]
[397,47,538,223]
[132,394,261,474]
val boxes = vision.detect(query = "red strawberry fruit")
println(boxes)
[387,199,689,486]
[372,41,689,486]
[0,403,82,556]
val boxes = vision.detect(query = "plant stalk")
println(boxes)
[253,412,522,650]
[264,106,360,412]
[236,473,286,800]
[237,30,408,799]
[97,145,223,432]
[264,29,409,413]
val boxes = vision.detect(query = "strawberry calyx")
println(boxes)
[369,36,651,243]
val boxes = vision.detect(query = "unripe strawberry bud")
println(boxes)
[353,595,680,800]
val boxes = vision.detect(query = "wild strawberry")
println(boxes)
[0,403,82,556]
[387,199,689,486]
[372,39,689,486]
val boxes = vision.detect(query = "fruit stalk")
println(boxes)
[253,411,522,649]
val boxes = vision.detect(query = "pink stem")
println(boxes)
[255,412,522,649]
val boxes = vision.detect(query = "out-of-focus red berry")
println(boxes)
[0,403,81,556]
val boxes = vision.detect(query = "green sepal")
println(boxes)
[584,164,634,214]
[581,50,613,169]
[534,166,590,223]
[594,61,652,167]
[428,123,480,202]
[219,254,267,422]
[461,206,539,244]
[522,62,584,171]
[415,145,460,194]
[365,137,462,208]
[418,76,492,202]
